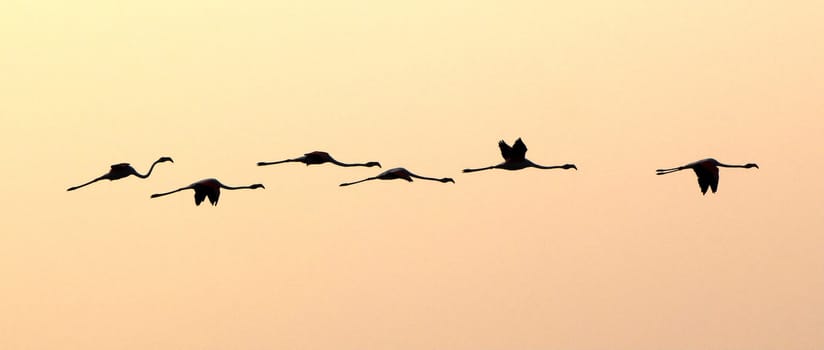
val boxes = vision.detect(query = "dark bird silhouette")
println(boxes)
[257,151,380,168]
[462,138,577,173]
[340,167,454,186]
[67,157,174,191]
[150,178,265,206]
[656,158,759,194]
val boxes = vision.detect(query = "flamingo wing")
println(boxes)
[511,138,528,160]
[194,190,207,206]
[498,140,513,160]
[206,190,220,206]
[385,168,413,181]
[693,166,719,194]
[110,163,131,169]
[301,151,332,164]
[305,151,330,158]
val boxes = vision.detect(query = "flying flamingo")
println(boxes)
[339,167,454,186]
[150,178,265,206]
[257,151,380,168]
[462,138,577,173]
[656,158,759,194]
[67,157,174,191]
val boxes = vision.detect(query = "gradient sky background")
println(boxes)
[2,1,823,349]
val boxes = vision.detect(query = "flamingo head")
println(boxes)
[745,163,759,169]
[365,161,381,168]
[563,164,577,170]
[157,156,174,163]
[250,184,265,189]
[440,178,455,184]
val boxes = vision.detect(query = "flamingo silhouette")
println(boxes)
[150,178,265,206]
[340,167,454,186]
[257,151,380,168]
[656,158,759,194]
[463,138,576,173]
[67,157,174,191]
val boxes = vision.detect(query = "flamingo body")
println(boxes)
[67,157,174,191]
[656,158,758,194]
[150,178,265,206]
[257,151,380,168]
[463,138,576,173]
[340,167,454,186]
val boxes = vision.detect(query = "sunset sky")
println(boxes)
[2,1,823,349]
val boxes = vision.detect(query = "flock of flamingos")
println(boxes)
[66,138,759,206]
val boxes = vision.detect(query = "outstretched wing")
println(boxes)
[498,140,512,160]
[511,138,527,160]
[693,165,719,194]
[207,190,220,206]
[194,191,207,206]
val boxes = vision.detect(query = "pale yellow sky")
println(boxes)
[2,1,823,349]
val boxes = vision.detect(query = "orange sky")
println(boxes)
[2,1,823,349]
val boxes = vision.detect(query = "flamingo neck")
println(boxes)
[531,163,565,170]
[220,184,257,190]
[134,160,162,178]
[717,163,749,168]
[330,159,360,167]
